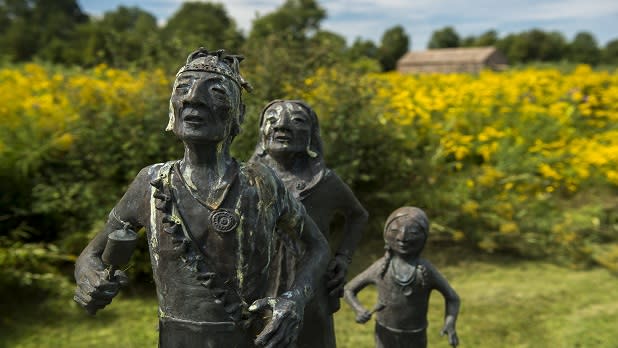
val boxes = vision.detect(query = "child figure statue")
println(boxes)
[343,207,460,348]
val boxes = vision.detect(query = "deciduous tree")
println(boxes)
[163,2,244,54]
[602,39,618,65]
[428,26,460,49]
[569,31,601,65]
[378,25,409,71]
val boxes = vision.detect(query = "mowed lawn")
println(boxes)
[2,258,617,348]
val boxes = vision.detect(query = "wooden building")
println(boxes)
[397,46,508,74]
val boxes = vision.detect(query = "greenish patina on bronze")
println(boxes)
[74,48,329,348]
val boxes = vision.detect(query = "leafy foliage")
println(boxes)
[1,0,617,298]
[249,0,326,42]
[0,63,180,288]
[0,0,88,62]
[428,26,460,49]
[162,2,244,56]
[602,39,618,65]
[569,31,601,66]
[377,25,410,71]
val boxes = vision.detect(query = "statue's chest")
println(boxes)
[169,175,243,261]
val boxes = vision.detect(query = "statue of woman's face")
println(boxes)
[260,101,312,155]
[170,70,239,144]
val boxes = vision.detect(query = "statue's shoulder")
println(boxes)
[240,161,280,185]
[417,258,433,268]
[239,161,292,208]
[132,161,177,186]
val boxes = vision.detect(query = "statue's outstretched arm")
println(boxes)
[429,262,460,347]
[343,258,382,324]
[74,166,150,314]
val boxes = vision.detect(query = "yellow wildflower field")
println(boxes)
[296,65,618,268]
[1,63,617,268]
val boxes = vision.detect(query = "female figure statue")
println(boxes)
[251,100,368,347]
[344,207,460,348]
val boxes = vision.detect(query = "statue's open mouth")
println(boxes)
[274,134,291,142]
[182,106,210,125]
[184,115,204,123]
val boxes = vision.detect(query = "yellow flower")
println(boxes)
[54,133,75,150]
[499,222,519,235]
[462,200,479,216]
[539,163,562,181]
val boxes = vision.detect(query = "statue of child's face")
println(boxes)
[385,217,426,257]
[260,102,312,155]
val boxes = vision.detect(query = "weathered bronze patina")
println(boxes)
[251,100,368,348]
[344,207,460,348]
[74,48,329,348]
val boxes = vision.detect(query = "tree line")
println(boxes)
[0,0,405,72]
[428,26,618,66]
[2,0,616,74]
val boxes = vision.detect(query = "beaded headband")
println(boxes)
[176,48,253,92]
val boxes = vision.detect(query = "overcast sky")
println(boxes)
[78,0,618,51]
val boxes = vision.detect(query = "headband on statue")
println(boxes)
[176,47,253,93]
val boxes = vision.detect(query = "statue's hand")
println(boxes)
[355,309,372,324]
[440,315,459,347]
[249,296,304,348]
[326,255,349,297]
[74,268,128,315]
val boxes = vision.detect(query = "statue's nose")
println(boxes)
[184,81,209,103]
[273,115,291,130]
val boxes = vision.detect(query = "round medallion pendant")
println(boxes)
[209,209,239,233]
[402,285,413,296]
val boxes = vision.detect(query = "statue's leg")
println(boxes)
[159,317,253,348]
[296,280,336,348]
[375,322,427,348]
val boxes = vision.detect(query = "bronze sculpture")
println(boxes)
[250,100,368,348]
[344,207,460,348]
[73,48,329,348]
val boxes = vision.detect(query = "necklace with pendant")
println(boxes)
[391,257,418,296]
[174,161,240,234]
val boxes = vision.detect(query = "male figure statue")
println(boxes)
[74,48,329,348]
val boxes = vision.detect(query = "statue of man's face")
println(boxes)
[385,217,426,257]
[261,102,312,155]
[170,70,240,144]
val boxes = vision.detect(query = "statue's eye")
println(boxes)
[265,110,279,124]
[211,85,227,96]
[292,116,306,124]
[407,226,423,235]
[175,83,190,94]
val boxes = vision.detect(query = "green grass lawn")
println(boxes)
[2,258,617,348]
